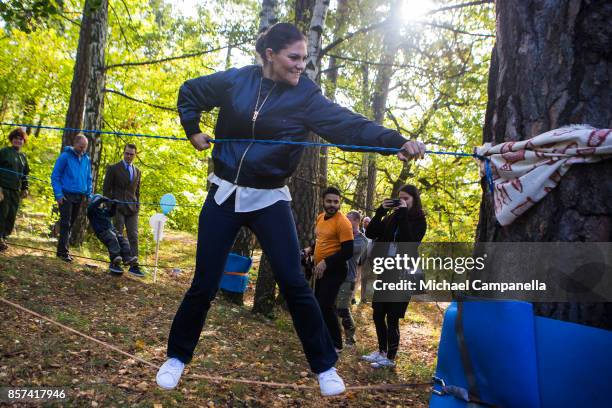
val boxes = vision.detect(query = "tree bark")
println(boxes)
[221,40,252,306]
[289,0,329,246]
[294,0,316,33]
[252,253,276,316]
[253,0,330,316]
[252,0,280,315]
[366,0,402,214]
[277,0,329,310]
[477,0,612,329]
[69,0,108,246]
[62,0,97,147]
[320,0,349,188]
[355,63,371,213]
[258,0,278,33]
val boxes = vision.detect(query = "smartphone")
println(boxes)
[389,199,402,207]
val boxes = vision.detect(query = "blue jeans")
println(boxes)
[167,186,337,373]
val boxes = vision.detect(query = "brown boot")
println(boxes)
[0,238,8,252]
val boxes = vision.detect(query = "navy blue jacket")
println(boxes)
[86,198,117,235]
[178,65,407,189]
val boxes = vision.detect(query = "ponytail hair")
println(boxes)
[255,23,305,64]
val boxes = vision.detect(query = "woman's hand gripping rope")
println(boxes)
[398,140,426,161]
[188,132,212,151]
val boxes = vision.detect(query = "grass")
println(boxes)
[0,229,445,407]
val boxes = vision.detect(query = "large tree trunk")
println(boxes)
[477,0,612,328]
[222,40,252,306]
[62,0,97,147]
[69,0,108,246]
[258,0,278,33]
[290,0,329,244]
[252,254,276,316]
[320,0,349,187]
[294,0,316,33]
[366,0,402,214]
[355,63,371,213]
[275,0,329,311]
[252,0,281,315]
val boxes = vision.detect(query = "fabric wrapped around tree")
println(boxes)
[476,125,612,226]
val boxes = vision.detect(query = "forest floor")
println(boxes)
[0,226,445,407]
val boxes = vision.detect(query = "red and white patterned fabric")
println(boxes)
[476,125,612,226]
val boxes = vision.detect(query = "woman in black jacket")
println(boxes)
[156,23,425,396]
[362,184,426,368]
[0,127,29,252]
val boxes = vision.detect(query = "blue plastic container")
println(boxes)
[219,253,253,293]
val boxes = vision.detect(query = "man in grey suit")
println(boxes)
[102,143,144,277]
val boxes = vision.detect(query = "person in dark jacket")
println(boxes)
[156,23,425,397]
[51,134,92,262]
[361,184,427,369]
[86,194,137,275]
[102,143,144,277]
[0,128,29,251]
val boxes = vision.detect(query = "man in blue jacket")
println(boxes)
[51,134,92,262]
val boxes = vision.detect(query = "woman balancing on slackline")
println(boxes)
[156,22,425,396]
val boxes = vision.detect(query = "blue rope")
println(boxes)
[211,139,494,191]
[1,121,495,192]
[484,159,495,193]
[0,167,46,183]
[0,122,187,141]
[2,121,476,157]
[210,138,481,158]
[0,167,201,208]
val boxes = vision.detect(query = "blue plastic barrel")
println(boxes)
[220,253,253,293]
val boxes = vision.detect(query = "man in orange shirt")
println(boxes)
[305,187,354,352]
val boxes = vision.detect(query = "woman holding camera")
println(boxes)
[362,184,426,368]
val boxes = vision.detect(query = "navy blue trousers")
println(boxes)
[167,187,337,373]
[96,228,131,262]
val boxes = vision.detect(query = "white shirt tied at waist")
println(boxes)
[208,173,292,212]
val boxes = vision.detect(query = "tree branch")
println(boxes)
[320,20,387,56]
[104,88,176,112]
[319,0,493,56]
[326,53,423,70]
[426,0,494,15]
[57,11,81,27]
[104,40,252,70]
[108,2,132,52]
[422,22,494,38]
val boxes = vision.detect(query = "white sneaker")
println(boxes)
[318,367,345,396]
[371,357,396,368]
[156,358,185,390]
[361,350,386,363]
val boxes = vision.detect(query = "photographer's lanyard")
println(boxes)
[387,225,400,257]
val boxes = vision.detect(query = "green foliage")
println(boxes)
[325,0,495,242]
[1,0,495,244]
[0,0,66,34]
